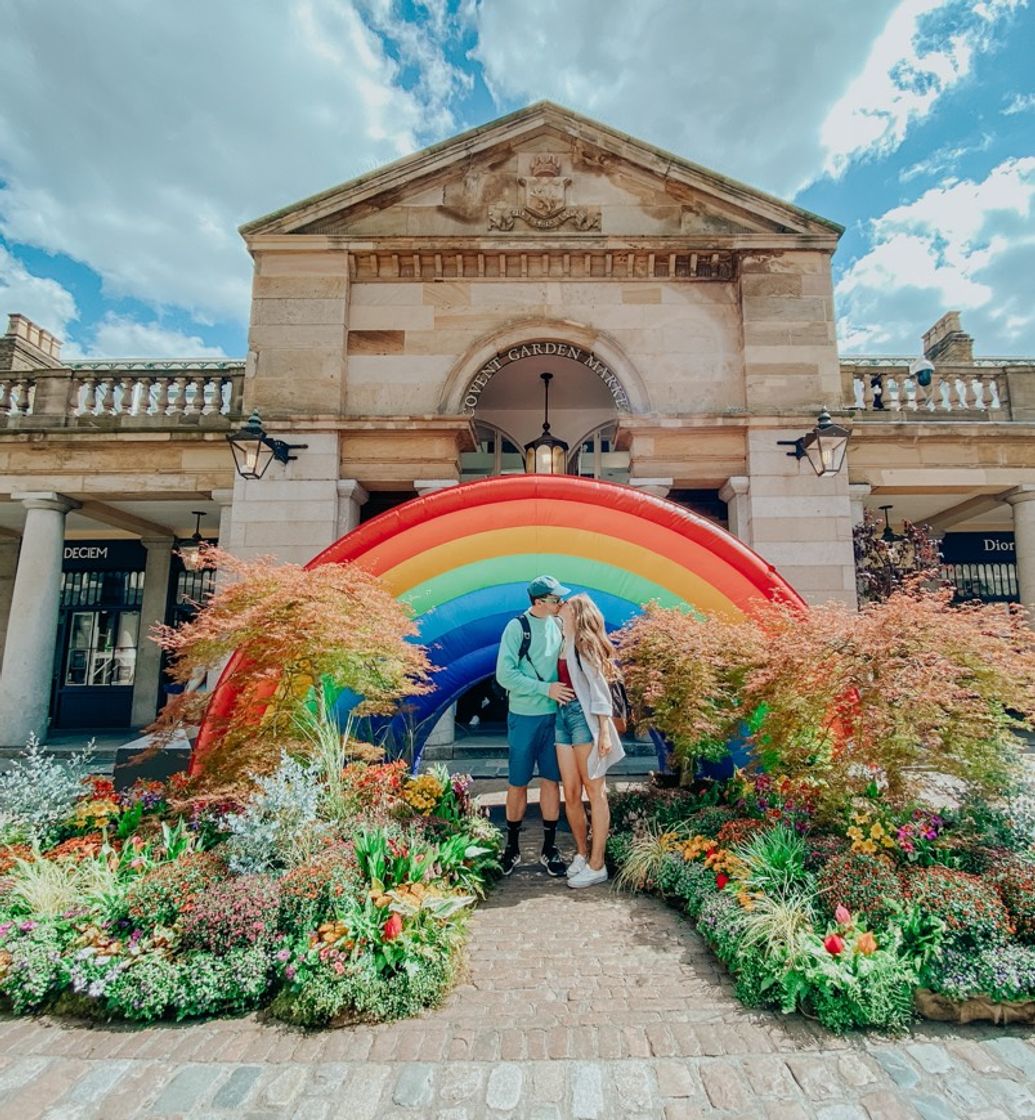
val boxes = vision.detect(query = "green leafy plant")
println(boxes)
[732,825,810,897]
[816,851,905,928]
[905,866,1013,951]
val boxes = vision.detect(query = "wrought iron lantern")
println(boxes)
[778,410,850,478]
[226,410,308,480]
[179,511,211,572]
[879,504,904,544]
[524,372,569,475]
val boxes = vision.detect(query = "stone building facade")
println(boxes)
[0,102,1032,745]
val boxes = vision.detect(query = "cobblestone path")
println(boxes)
[2,826,1035,1118]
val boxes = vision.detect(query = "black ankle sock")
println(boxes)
[542,819,558,853]
[505,820,522,851]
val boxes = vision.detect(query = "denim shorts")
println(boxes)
[507,711,561,786]
[554,699,594,747]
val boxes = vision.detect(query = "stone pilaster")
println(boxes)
[130,538,174,727]
[719,477,750,543]
[0,492,79,745]
[1005,486,1035,613]
[225,433,341,566]
[336,480,369,539]
[849,483,872,527]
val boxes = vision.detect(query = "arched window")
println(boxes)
[568,422,630,483]
[460,422,526,481]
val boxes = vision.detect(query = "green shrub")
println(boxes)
[983,857,1035,943]
[682,806,738,839]
[924,944,1035,1002]
[278,844,360,931]
[905,866,1013,950]
[803,833,850,872]
[0,921,70,1013]
[816,851,905,927]
[179,875,282,952]
[125,851,225,930]
[733,825,810,897]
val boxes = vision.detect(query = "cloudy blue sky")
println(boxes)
[0,0,1032,359]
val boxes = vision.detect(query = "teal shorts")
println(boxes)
[507,711,560,786]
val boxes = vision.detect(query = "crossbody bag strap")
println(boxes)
[517,614,544,681]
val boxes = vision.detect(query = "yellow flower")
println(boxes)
[846,826,863,841]
[869,823,885,838]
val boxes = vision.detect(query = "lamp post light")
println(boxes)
[778,409,850,478]
[179,510,210,572]
[879,504,904,545]
[226,410,308,481]
[524,372,569,475]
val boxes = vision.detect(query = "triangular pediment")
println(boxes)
[241,102,841,243]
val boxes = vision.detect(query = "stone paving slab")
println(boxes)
[2,821,1035,1118]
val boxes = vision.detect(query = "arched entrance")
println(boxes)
[195,476,803,770]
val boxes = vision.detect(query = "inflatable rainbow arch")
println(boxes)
[194,475,802,770]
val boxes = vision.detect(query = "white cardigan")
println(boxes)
[563,632,626,779]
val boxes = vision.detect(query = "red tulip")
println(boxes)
[715,872,729,890]
[383,913,403,941]
[823,934,845,955]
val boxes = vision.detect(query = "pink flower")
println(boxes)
[383,913,403,941]
[834,905,852,926]
[823,934,845,956]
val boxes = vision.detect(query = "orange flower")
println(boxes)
[854,931,878,955]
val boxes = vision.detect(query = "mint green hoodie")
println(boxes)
[495,611,563,717]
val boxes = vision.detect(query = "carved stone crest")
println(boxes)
[489,154,601,231]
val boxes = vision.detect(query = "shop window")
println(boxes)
[64,609,139,687]
[460,424,525,481]
[568,423,630,483]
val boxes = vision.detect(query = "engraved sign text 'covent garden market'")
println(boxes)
[462,342,631,412]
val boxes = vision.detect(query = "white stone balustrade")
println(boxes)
[844,364,1010,416]
[0,366,244,425]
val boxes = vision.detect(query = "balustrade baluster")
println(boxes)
[0,381,11,416]
[989,379,1002,410]
[166,376,186,415]
[938,381,952,410]
[972,378,986,410]
[954,378,968,410]
[153,378,171,415]
[904,377,918,410]
[118,377,134,416]
[98,377,116,415]
[887,378,901,411]
[852,376,866,410]
[185,375,205,416]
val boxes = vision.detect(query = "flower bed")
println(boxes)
[0,739,498,1026]
[606,776,1035,1033]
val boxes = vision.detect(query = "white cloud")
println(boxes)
[1003,92,1035,114]
[836,157,1035,353]
[0,0,462,324]
[64,314,228,360]
[820,0,1023,177]
[0,246,78,337]
[469,0,1014,198]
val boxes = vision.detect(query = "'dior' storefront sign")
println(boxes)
[940,532,1016,564]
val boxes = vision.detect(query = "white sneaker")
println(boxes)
[567,865,608,889]
[566,854,588,879]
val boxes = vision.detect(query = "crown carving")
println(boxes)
[530,155,562,178]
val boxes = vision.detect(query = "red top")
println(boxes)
[557,657,572,688]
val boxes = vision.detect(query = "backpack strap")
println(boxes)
[516,614,544,681]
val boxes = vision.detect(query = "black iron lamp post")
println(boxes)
[179,510,211,572]
[879,504,904,544]
[524,372,569,475]
[778,409,850,478]
[226,410,308,481]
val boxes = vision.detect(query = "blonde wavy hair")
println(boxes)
[566,593,620,682]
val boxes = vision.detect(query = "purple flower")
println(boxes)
[18,920,36,933]
[276,948,291,962]
[285,965,296,980]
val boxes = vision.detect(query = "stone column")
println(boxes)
[414,479,459,498]
[336,480,368,538]
[0,538,20,669]
[130,538,174,727]
[0,492,79,745]
[719,477,750,543]
[1006,486,1035,613]
[628,477,673,500]
[849,483,872,527]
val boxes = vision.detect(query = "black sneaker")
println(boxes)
[539,848,568,877]
[501,847,521,876]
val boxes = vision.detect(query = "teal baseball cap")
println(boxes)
[527,574,571,600]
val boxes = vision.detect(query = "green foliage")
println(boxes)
[979,857,1035,943]
[0,921,72,1013]
[906,866,1014,951]
[817,851,905,927]
[0,735,95,846]
[924,944,1035,1003]
[613,825,687,893]
[733,825,810,897]
[223,753,329,874]
[681,806,738,839]
[179,875,282,952]
[125,852,226,931]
